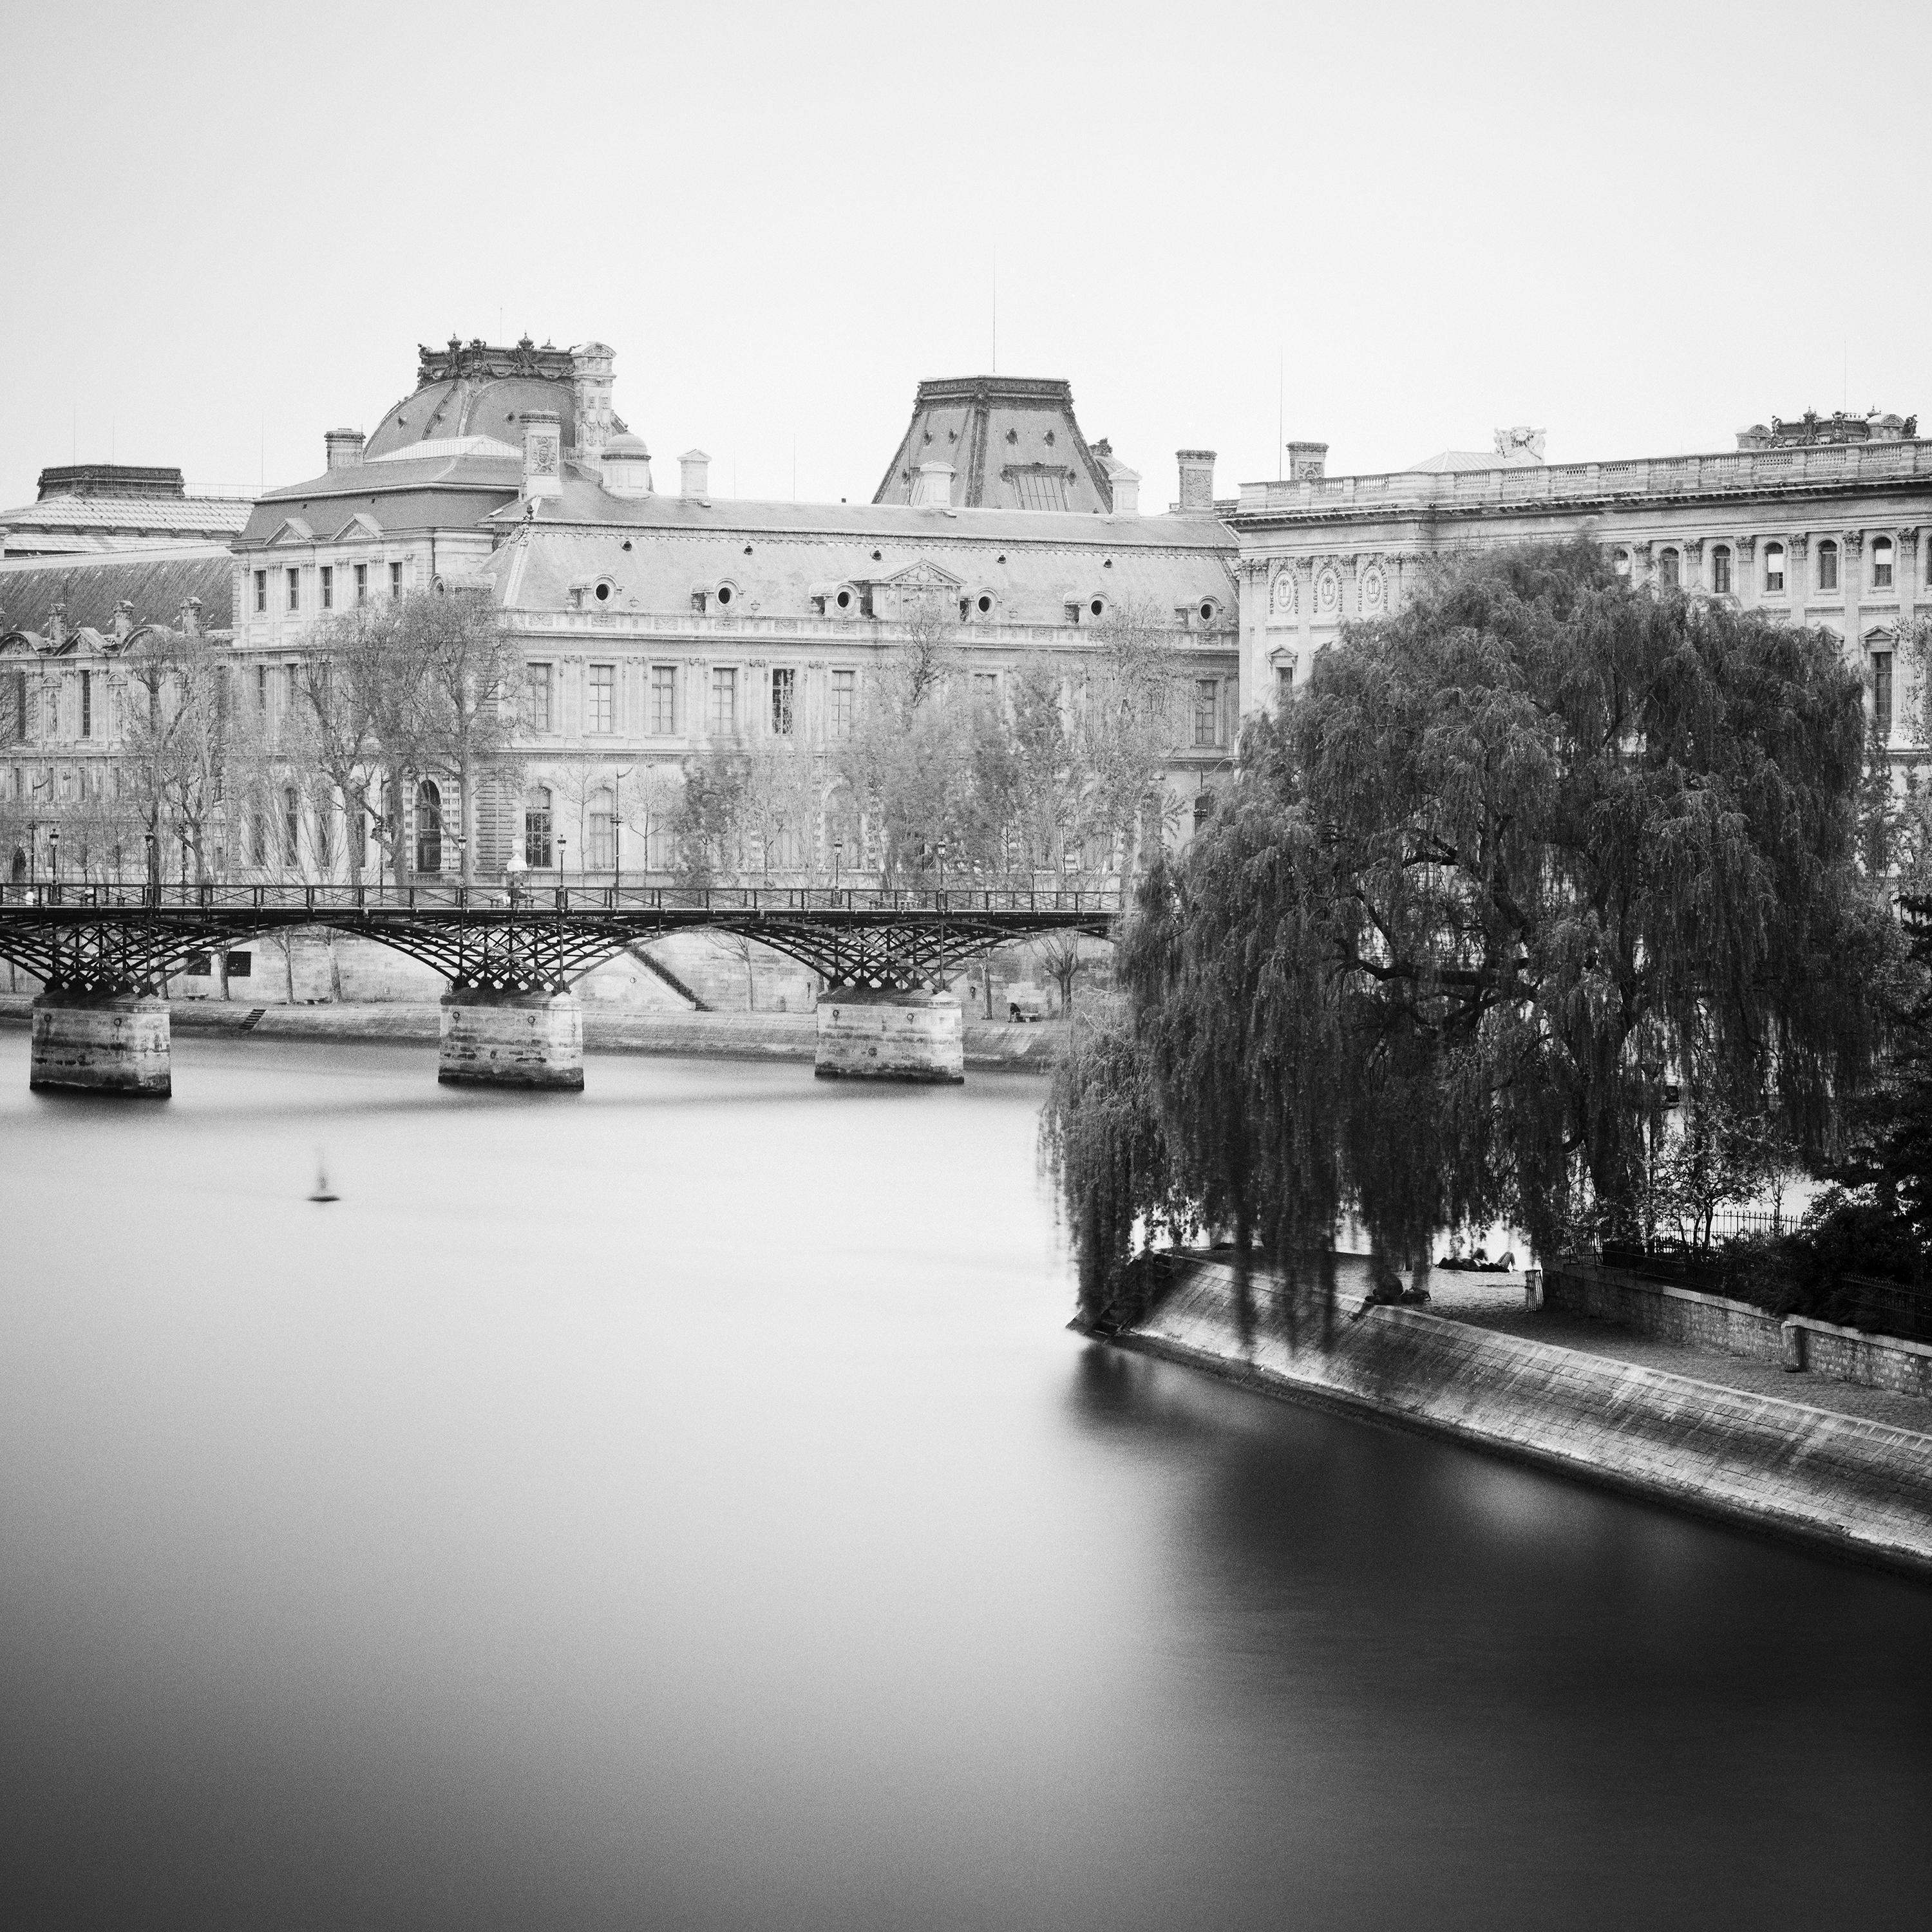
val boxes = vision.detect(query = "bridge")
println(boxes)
[0,880,1121,1095]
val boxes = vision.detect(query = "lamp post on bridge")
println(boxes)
[144,830,158,907]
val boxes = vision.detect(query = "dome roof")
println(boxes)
[363,339,583,460]
[365,374,577,460]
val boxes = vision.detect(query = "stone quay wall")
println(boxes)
[1545,1265,1932,1399]
[1112,1260,1932,1581]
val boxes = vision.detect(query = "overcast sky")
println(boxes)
[4,0,1927,514]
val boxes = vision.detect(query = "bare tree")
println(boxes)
[117,612,238,886]
[403,589,523,884]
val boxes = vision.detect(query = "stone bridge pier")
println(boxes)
[30,989,173,1097]
[813,985,964,1083]
[438,986,584,1090]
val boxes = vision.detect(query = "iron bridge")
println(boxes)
[0,881,1122,998]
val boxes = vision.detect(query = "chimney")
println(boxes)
[911,461,954,508]
[680,449,711,500]
[49,603,67,649]
[571,341,615,468]
[1110,470,1141,515]
[1175,449,1217,513]
[325,428,366,470]
[113,599,135,641]
[1285,440,1328,482]
[178,596,202,638]
[522,410,564,500]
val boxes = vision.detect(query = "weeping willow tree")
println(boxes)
[1045,539,1890,1331]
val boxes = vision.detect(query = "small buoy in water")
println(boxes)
[308,1153,339,1204]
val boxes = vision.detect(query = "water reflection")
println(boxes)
[0,1032,1926,1931]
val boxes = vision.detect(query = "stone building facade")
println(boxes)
[1231,411,1931,757]
[227,338,1240,884]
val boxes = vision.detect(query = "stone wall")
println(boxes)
[1788,1314,1932,1400]
[1545,1265,1932,1399]
[1118,1260,1932,1580]
[1544,1265,1786,1364]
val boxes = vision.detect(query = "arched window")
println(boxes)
[1816,540,1839,592]
[1872,536,1895,591]
[415,779,442,875]
[1611,548,1631,578]
[588,789,616,871]
[1764,542,1786,594]
[282,786,300,867]
[1192,791,1214,834]
[1659,547,1680,591]
[1711,545,1732,594]
[524,786,553,868]
[315,798,334,872]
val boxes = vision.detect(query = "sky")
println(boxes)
[3,0,1928,514]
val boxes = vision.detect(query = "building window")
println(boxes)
[588,791,615,869]
[286,663,300,713]
[972,671,999,706]
[315,800,334,871]
[522,663,553,732]
[354,563,368,604]
[1658,547,1680,591]
[524,786,553,867]
[1611,549,1631,578]
[255,664,269,711]
[1873,650,1894,740]
[771,666,795,735]
[1873,537,1895,591]
[710,666,737,737]
[1275,663,1294,708]
[283,786,300,867]
[415,779,442,874]
[1711,545,1732,594]
[1193,677,1220,748]
[1817,540,1838,592]
[254,569,267,614]
[251,811,267,867]
[829,668,856,739]
[650,664,677,735]
[286,568,300,613]
[390,561,403,599]
[588,663,616,734]
[1764,542,1785,594]
[321,565,334,611]
[79,671,91,740]
[1192,792,1213,834]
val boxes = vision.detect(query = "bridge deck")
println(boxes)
[0,881,1124,996]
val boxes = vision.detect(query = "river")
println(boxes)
[1,1034,1926,1930]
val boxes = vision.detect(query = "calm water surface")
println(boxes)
[1,1032,1926,1930]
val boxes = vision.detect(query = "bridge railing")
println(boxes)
[0,880,1126,918]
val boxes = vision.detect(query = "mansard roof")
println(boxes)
[240,447,524,545]
[0,491,252,556]
[873,375,1119,513]
[480,486,1235,625]
[0,550,234,637]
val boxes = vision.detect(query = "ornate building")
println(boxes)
[1231,410,1931,757]
[227,337,1238,881]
